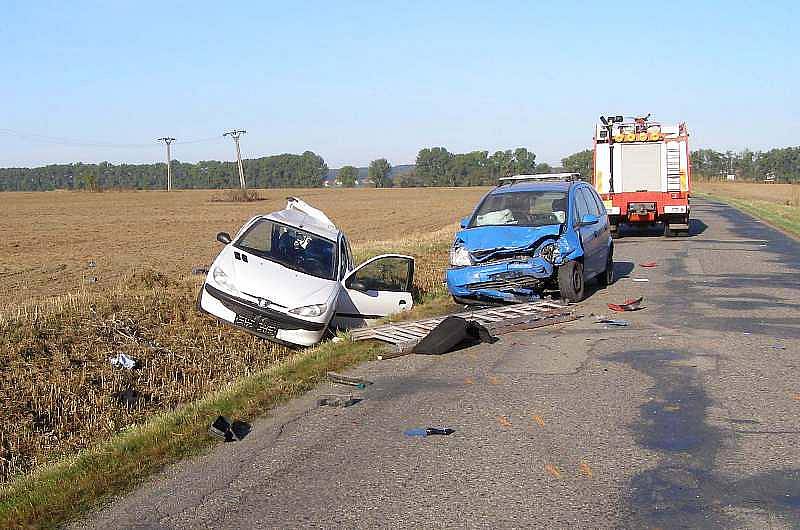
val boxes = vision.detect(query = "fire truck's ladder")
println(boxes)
[349,300,574,353]
[666,144,682,192]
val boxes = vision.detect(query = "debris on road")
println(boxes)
[327,372,373,389]
[498,415,512,427]
[608,297,645,312]
[208,416,251,442]
[412,316,497,355]
[404,427,455,437]
[317,394,360,408]
[87,260,97,268]
[532,415,545,427]
[85,276,98,284]
[640,261,657,268]
[109,353,138,370]
[595,317,630,327]
[632,278,650,283]
[352,300,576,356]
[191,266,209,275]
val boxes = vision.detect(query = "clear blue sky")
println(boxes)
[1,0,797,168]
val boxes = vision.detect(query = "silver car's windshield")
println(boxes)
[235,219,336,280]
[471,191,568,227]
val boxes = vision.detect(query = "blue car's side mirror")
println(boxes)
[460,216,470,229]
[579,214,600,226]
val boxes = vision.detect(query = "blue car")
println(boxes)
[446,174,613,304]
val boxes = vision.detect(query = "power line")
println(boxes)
[0,128,224,150]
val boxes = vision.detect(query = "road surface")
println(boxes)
[78,198,800,529]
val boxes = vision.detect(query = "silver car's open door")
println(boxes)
[332,254,414,329]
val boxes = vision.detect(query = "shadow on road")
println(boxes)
[607,348,800,528]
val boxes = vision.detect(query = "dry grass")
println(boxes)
[694,182,800,206]
[0,187,487,486]
[209,188,265,202]
[0,187,488,307]
[694,182,800,239]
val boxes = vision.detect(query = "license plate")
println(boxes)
[235,314,278,336]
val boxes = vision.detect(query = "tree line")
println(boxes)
[0,151,329,191]
[2,145,798,191]
[691,147,800,182]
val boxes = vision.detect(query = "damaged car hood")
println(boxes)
[226,250,338,308]
[457,224,562,262]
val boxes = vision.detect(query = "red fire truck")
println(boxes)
[593,114,691,237]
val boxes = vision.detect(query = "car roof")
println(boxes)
[489,180,578,194]
[262,198,341,241]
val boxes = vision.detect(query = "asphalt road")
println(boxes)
[78,198,800,529]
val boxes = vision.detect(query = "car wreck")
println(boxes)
[446,174,614,304]
[198,197,415,347]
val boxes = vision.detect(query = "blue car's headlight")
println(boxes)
[539,242,560,264]
[449,245,472,267]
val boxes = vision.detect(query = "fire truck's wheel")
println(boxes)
[597,248,614,287]
[611,225,621,239]
[558,260,585,302]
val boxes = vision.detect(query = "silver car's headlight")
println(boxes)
[449,245,472,267]
[212,265,239,294]
[289,303,328,318]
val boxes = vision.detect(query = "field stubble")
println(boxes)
[0,187,487,483]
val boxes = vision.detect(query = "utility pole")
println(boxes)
[157,137,176,191]
[223,130,247,190]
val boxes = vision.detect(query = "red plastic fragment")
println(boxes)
[608,296,645,312]
[640,261,657,268]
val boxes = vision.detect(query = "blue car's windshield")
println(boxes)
[471,191,568,228]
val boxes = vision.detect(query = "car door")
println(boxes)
[587,187,612,263]
[332,254,414,329]
[574,187,603,275]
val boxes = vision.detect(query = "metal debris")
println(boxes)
[608,297,645,312]
[317,394,360,408]
[109,353,137,370]
[404,427,455,437]
[595,317,630,327]
[352,300,575,355]
[208,416,251,442]
[327,372,372,389]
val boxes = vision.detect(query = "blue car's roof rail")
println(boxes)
[498,173,581,186]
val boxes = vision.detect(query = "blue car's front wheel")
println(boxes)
[558,260,585,302]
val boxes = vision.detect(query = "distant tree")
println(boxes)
[534,162,553,174]
[415,147,453,186]
[338,165,358,187]
[561,149,593,181]
[394,169,424,187]
[368,158,392,188]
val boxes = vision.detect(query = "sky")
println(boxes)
[0,0,798,168]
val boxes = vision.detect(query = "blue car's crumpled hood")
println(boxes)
[456,224,562,262]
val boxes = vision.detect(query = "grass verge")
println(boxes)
[696,192,800,240]
[0,336,388,529]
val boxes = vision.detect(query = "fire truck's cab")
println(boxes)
[593,115,691,237]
